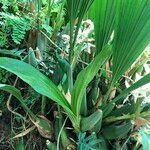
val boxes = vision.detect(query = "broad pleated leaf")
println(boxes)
[71,45,112,116]
[0,57,74,118]
[66,0,94,24]
[66,0,94,49]
[112,0,150,84]
[89,0,117,54]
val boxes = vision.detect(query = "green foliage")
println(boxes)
[89,0,116,54]
[77,132,101,150]
[81,110,102,132]
[72,45,111,117]
[66,0,95,61]
[0,84,54,139]
[112,0,150,84]
[0,57,73,117]
[103,73,150,116]
[0,12,32,44]
[0,0,150,149]
[102,122,133,140]
[0,0,19,12]
[139,126,150,150]
[0,25,7,47]
[0,44,112,131]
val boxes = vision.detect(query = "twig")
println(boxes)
[40,30,64,53]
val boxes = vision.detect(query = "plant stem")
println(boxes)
[40,30,64,53]
[41,96,46,115]
[57,116,68,150]
[7,77,37,121]
[104,111,150,123]
[57,106,73,149]
[103,84,113,105]
[47,0,53,19]
[69,20,74,63]
[18,97,37,120]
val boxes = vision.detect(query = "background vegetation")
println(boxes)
[0,0,150,149]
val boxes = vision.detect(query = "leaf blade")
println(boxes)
[112,0,150,84]
[72,45,112,116]
[89,0,117,54]
[103,73,150,116]
[0,57,73,116]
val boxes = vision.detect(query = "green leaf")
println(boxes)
[66,0,94,25]
[102,122,133,140]
[103,73,150,116]
[89,0,117,54]
[0,84,54,139]
[15,139,25,150]
[112,0,150,84]
[66,0,95,55]
[77,132,101,150]
[0,84,23,102]
[0,84,36,119]
[108,103,134,117]
[139,127,150,150]
[58,59,73,92]
[0,57,74,119]
[81,109,102,132]
[103,103,115,118]
[71,45,112,116]
[46,141,57,150]
[0,49,21,58]
[28,48,38,67]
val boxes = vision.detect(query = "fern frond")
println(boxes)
[0,12,32,44]
[0,25,7,47]
[77,132,102,150]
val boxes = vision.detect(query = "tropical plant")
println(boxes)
[0,0,150,149]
